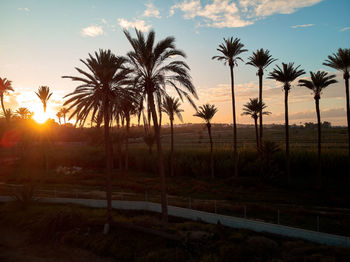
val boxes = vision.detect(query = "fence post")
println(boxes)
[214,200,217,213]
[277,209,280,225]
[189,197,191,209]
[317,216,320,232]
[244,206,247,218]
[166,194,168,207]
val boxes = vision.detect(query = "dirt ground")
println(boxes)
[0,225,113,262]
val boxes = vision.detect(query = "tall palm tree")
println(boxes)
[0,77,14,122]
[56,111,63,125]
[59,107,70,124]
[299,71,337,184]
[323,48,350,162]
[241,98,271,148]
[212,37,247,177]
[268,63,305,183]
[194,104,218,178]
[124,29,197,224]
[161,96,184,177]
[246,49,277,145]
[63,49,131,230]
[36,86,52,113]
[16,107,33,120]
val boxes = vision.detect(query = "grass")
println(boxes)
[0,202,349,261]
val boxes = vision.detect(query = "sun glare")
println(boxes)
[33,111,49,124]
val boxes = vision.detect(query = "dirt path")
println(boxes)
[0,225,113,262]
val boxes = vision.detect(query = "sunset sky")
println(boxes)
[1,0,349,125]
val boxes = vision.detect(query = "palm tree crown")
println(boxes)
[194,104,218,124]
[63,49,131,125]
[247,48,277,75]
[124,29,197,106]
[161,96,183,122]
[268,63,305,90]
[16,107,33,120]
[36,86,52,113]
[212,37,247,67]
[323,48,350,77]
[242,98,270,120]
[299,71,337,99]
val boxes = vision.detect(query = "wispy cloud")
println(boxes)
[291,24,315,28]
[169,0,323,28]
[18,7,30,12]
[118,18,151,32]
[143,3,161,18]
[81,25,104,37]
[340,26,350,32]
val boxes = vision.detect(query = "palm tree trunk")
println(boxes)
[207,123,214,178]
[254,117,259,149]
[315,97,322,186]
[170,118,174,177]
[284,88,290,184]
[148,91,168,225]
[345,74,350,173]
[64,114,66,124]
[103,98,112,229]
[1,95,8,123]
[230,65,238,177]
[125,114,130,172]
[258,70,263,145]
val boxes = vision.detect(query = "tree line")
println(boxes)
[0,29,349,230]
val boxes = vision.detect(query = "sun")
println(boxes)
[33,110,49,124]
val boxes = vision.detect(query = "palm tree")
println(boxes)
[299,71,337,184]
[268,63,305,183]
[323,48,350,162]
[1,108,13,122]
[246,49,277,145]
[194,104,218,178]
[63,49,131,231]
[124,29,197,225]
[0,77,14,122]
[212,37,247,177]
[241,98,271,148]
[36,86,52,113]
[16,107,33,120]
[59,107,70,124]
[56,111,63,124]
[161,96,184,177]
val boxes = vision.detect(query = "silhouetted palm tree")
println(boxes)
[36,86,52,113]
[246,49,277,145]
[1,108,13,122]
[63,49,131,230]
[323,48,350,162]
[241,98,271,148]
[194,104,218,178]
[124,29,197,224]
[0,77,14,122]
[212,37,247,177]
[299,71,337,184]
[56,111,63,125]
[268,63,305,183]
[59,107,70,124]
[16,107,33,120]
[161,96,184,177]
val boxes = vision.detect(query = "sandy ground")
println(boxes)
[0,225,114,262]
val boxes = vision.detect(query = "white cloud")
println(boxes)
[143,3,161,18]
[81,25,104,37]
[291,24,315,28]
[18,7,30,12]
[118,18,151,32]
[340,26,350,32]
[169,0,322,28]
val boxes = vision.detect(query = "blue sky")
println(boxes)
[0,0,349,125]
